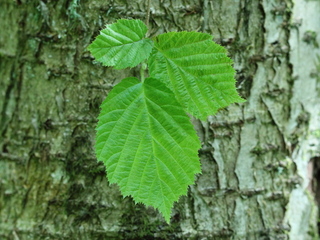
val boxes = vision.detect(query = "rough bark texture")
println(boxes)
[1,0,320,239]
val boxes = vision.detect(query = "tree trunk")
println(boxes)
[1,0,319,239]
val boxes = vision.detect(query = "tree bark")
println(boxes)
[1,0,320,239]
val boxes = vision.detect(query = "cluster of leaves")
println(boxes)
[88,19,244,223]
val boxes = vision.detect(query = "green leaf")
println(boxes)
[149,31,245,120]
[88,19,153,69]
[95,77,201,223]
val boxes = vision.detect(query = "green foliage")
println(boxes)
[88,19,245,223]
[149,31,245,119]
[88,19,153,69]
[95,77,201,222]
